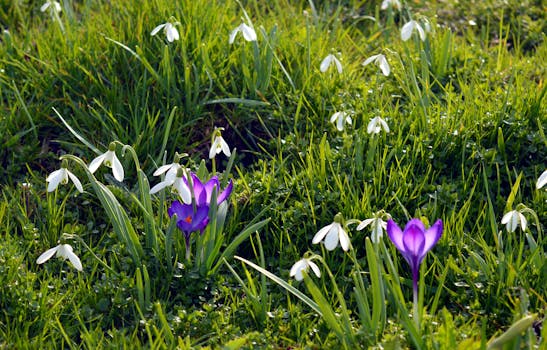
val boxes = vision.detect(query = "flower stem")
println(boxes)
[412,269,420,331]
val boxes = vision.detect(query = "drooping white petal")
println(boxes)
[338,226,351,251]
[63,248,83,271]
[151,23,167,36]
[219,137,231,157]
[290,259,308,281]
[165,23,180,42]
[46,168,66,192]
[356,218,375,231]
[518,213,527,232]
[173,178,192,204]
[67,170,84,193]
[149,180,171,195]
[509,213,518,232]
[336,115,345,131]
[53,2,61,12]
[324,224,339,250]
[501,211,517,232]
[111,153,124,182]
[229,27,240,44]
[36,246,59,264]
[312,223,333,244]
[500,211,512,224]
[332,56,343,73]
[537,170,547,189]
[362,54,379,67]
[377,55,390,76]
[57,244,83,271]
[379,117,390,132]
[308,260,321,278]
[320,55,333,73]
[40,2,51,12]
[345,115,352,126]
[371,222,383,243]
[415,22,426,41]
[88,153,107,173]
[401,21,415,41]
[240,23,257,42]
[209,138,219,159]
[153,164,175,176]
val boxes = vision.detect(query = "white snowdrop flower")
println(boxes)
[209,127,231,159]
[151,20,180,42]
[320,54,343,74]
[401,20,426,41]
[381,0,401,10]
[330,111,352,132]
[501,210,527,233]
[357,212,389,243]
[36,243,83,271]
[229,23,257,44]
[312,214,351,251]
[290,258,321,281]
[367,116,390,134]
[46,161,83,193]
[88,143,124,182]
[41,0,61,13]
[362,53,390,76]
[149,165,192,204]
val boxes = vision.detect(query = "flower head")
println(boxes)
[367,116,390,134]
[330,111,352,131]
[362,53,390,76]
[168,200,210,250]
[40,0,61,13]
[229,23,257,44]
[537,169,547,189]
[387,218,442,288]
[381,0,401,10]
[312,214,351,251]
[501,210,527,233]
[290,258,321,281]
[150,165,192,204]
[88,143,124,182]
[209,127,231,159]
[151,20,180,42]
[187,172,233,207]
[36,243,82,271]
[357,211,390,243]
[46,161,83,193]
[401,20,427,41]
[320,54,343,74]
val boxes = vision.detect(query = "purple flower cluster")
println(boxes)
[168,172,233,248]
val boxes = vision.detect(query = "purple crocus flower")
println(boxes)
[387,218,443,307]
[187,172,233,206]
[168,200,210,259]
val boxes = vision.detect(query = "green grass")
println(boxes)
[1,0,545,348]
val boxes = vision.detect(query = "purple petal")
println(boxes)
[203,176,220,204]
[217,179,233,205]
[386,220,405,253]
[402,221,426,276]
[423,219,443,254]
[189,173,207,206]
[168,200,186,218]
[402,221,426,260]
[404,218,425,233]
[193,205,210,233]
